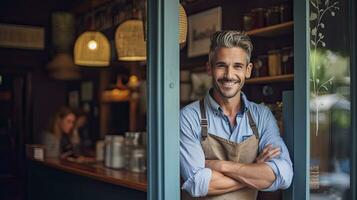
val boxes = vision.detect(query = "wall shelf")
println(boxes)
[247,21,293,37]
[246,74,293,84]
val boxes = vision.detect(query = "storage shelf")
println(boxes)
[246,74,293,84]
[247,21,293,37]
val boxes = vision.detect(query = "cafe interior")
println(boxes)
[1,0,354,199]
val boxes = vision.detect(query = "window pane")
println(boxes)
[309,0,351,199]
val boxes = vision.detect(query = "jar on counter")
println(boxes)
[128,148,146,173]
[251,8,265,28]
[268,49,282,76]
[124,132,141,170]
[281,47,294,74]
[265,6,280,26]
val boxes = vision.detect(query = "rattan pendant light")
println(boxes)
[115,19,146,61]
[74,31,110,66]
[47,12,81,80]
[115,3,187,61]
[179,3,188,44]
[73,1,110,67]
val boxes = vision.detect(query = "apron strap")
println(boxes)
[200,99,259,140]
[199,99,208,141]
[247,110,260,139]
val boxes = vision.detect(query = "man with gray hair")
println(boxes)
[180,31,293,199]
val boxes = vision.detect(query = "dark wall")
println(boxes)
[32,70,66,143]
[0,0,73,143]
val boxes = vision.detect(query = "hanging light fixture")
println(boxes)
[179,3,188,45]
[115,2,188,61]
[74,31,110,66]
[115,19,146,61]
[47,12,81,80]
[74,1,110,67]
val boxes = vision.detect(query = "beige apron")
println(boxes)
[182,99,259,200]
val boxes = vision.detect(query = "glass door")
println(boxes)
[309,0,353,199]
[293,0,356,199]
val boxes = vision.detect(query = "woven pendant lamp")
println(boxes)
[47,12,81,80]
[115,3,187,61]
[179,3,188,44]
[115,19,146,61]
[74,31,110,67]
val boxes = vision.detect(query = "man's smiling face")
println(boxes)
[208,47,252,99]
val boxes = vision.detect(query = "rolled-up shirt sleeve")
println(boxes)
[258,107,293,191]
[180,106,212,197]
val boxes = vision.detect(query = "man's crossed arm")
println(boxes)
[206,144,280,195]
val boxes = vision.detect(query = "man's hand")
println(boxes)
[255,144,281,163]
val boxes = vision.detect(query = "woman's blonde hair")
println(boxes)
[48,106,75,138]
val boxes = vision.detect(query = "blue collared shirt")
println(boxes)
[180,92,293,197]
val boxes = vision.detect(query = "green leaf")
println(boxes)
[311,28,317,36]
[310,13,318,21]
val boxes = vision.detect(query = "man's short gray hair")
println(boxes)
[208,31,253,66]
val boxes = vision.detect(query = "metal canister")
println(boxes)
[111,135,125,169]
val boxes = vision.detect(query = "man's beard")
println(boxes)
[213,77,243,99]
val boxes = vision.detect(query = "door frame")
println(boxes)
[147,0,180,200]
[293,0,310,199]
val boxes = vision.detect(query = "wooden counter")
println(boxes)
[27,158,147,200]
[31,158,147,192]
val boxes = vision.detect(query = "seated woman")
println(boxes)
[42,106,76,159]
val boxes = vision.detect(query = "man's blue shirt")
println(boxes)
[180,92,293,197]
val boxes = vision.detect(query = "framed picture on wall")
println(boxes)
[0,23,44,50]
[188,7,222,58]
